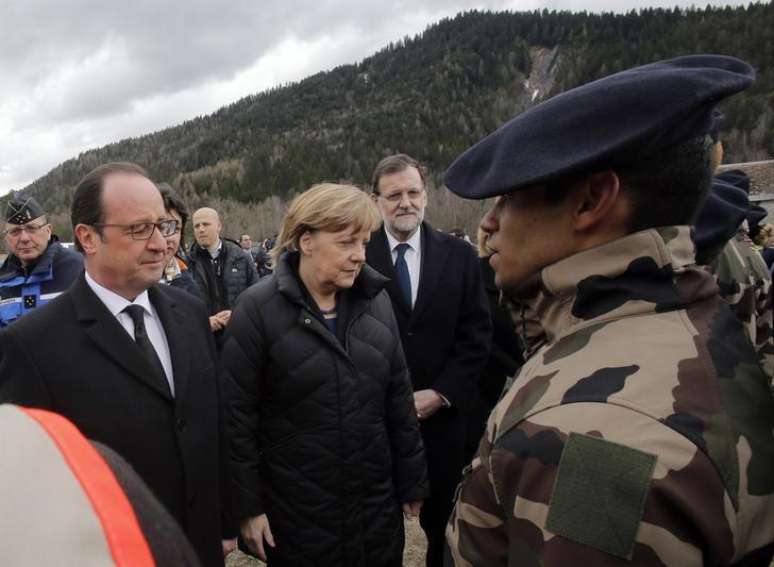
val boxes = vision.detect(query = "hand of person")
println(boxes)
[241,514,275,561]
[413,389,445,421]
[216,309,232,326]
[402,500,423,520]
[222,538,237,557]
[209,315,224,332]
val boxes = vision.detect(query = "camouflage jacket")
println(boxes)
[710,233,774,381]
[447,227,774,566]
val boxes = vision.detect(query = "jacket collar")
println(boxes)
[509,226,717,345]
[70,274,181,403]
[275,251,388,306]
[0,241,59,281]
[367,222,450,320]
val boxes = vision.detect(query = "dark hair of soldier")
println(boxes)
[370,153,427,194]
[540,134,713,234]
[71,161,149,253]
[157,182,190,252]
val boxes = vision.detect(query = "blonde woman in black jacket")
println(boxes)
[223,183,429,567]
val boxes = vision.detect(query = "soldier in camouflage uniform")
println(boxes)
[443,55,774,565]
[712,225,773,378]
[694,172,774,382]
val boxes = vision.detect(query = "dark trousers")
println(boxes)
[420,494,455,567]
[418,411,466,567]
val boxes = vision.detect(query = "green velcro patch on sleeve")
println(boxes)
[545,432,656,559]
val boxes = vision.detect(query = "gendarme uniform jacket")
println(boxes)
[0,242,83,326]
[446,227,774,566]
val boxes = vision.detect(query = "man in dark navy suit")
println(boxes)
[0,162,235,566]
[366,154,491,567]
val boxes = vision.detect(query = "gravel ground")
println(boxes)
[225,519,427,566]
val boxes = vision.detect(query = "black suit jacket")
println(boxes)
[0,274,229,567]
[366,223,491,494]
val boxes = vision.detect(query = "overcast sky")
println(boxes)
[0,0,752,195]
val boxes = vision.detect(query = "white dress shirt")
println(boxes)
[85,272,175,396]
[207,239,223,259]
[385,226,422,307]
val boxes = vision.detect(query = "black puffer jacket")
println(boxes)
[188,239,258,313]
[223,253,428,567]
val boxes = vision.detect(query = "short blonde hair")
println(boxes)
[754,223,774,247]
[271,183,382,265]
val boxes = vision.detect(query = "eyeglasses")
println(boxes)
[92,219,179,240]
[2,223,48,238]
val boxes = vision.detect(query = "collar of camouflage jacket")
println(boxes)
[508,226,717,346]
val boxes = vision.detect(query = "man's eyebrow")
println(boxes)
[118,218,156,226]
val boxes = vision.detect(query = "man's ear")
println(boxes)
[572,171,621,232]
[74,224,99,255]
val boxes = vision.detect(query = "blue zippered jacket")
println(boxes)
[0,242,83,326]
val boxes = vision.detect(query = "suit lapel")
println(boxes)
[367,227,412,316]
[71,275,173,402]
[149,286,190,408]
[411,223,450,323]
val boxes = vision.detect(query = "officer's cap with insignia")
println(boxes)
[444,54,755,199]
[5,192,45,225]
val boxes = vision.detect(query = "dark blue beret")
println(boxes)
[444,54,755,199]
[693,175,750,265]
[711,169,766,235]
[5,192,45,225]
[715,169,751,194]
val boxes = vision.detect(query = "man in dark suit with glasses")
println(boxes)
[365,154,491,567]
[0,162,235,566]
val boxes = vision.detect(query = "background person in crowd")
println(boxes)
[254,246,272,277]
[0,404,200,566]
[705,129,774,374]
[189,207,258,347]
[257,236,276,277]
[463,227,523,464]
[238,233,253,253]
[365,154,491,567]
[448,227,473,245]
[443,55,774,565]
[157,183,204,300]
[694,171,774,381]
[224,183,428,566]
[0,192,83,326]
[753,223,774,268]
[240,232,272,277]
[0,162,236,567]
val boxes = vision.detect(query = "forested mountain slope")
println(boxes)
[20,4,774,237]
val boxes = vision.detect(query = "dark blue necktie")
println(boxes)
[394,243,412,307]
[123,305,171,397]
